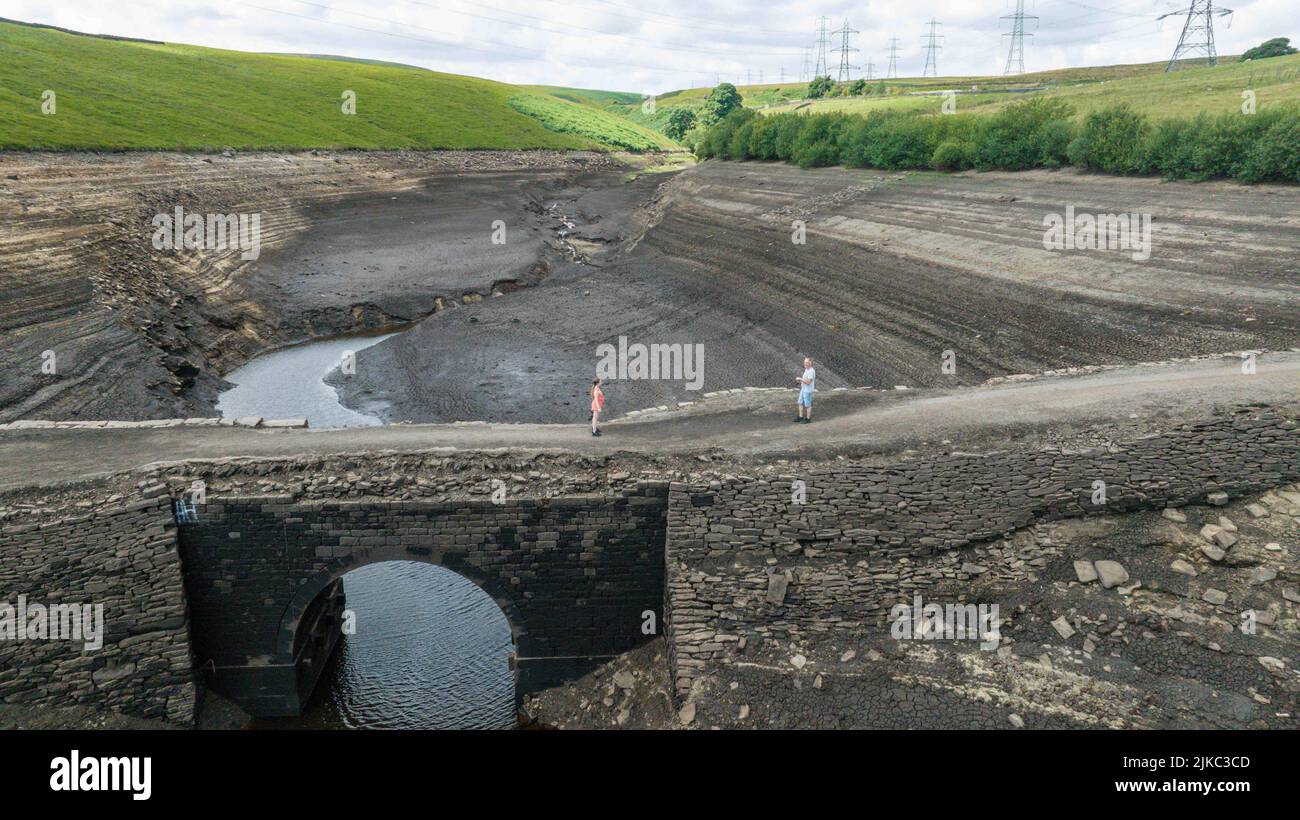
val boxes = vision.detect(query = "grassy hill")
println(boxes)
[624,55,1300,134]
[0,19,673,151]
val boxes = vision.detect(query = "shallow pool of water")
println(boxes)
[216,333,396,428]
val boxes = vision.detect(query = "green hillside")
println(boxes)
[625,54,1300,134]
[0,19,672,151]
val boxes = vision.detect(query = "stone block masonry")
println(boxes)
[664,410,1300,697]
[178,482,669,716]
[0,497,196,724]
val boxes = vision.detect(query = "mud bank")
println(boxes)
[0,149,633,422]
[333,161,1300,424]
[6,154,1296,426]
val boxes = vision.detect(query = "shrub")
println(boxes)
[1140,115,1209,179]
[972,98,1076,170]
[792,113,850,167]
[808,76,835,99]
[931,140,973,170]
[1067,104,1150,174]
[1236,108,1300,183]
[1241,37,1297,61]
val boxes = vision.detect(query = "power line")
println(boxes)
[886,37,901,79]
[1002,0,1038,75]
[921,19,943,77]
[836,20,860,82]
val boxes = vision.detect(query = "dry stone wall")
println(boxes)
[664,411,1300,696]
[0,497,196,723]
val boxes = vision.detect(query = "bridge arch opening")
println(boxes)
[272,557,521,729]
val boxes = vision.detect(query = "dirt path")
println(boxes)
[2,352,1296,492]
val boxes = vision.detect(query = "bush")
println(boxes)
[792,113,851,167]
[931,140,973,170]
[972,98,1076,170]
[1140,116,1209,179]
[1241,37,1297,61]
[1237,108,1300,183]
[807,76,835,99]
[1191,110,1281,179]
[696,95,1299,185]
[1067,104,1150,174]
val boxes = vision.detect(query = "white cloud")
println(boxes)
[3,0,1293,93]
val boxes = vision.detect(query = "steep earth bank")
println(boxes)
[0,149,633,422]
[336,162,1300,424]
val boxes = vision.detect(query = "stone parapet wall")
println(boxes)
[0,497,196,724]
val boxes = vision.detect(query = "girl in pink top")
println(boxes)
[590,378,605,437]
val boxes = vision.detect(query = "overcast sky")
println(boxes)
[3,1,1294,94]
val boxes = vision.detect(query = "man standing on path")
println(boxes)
[795,356,816,424]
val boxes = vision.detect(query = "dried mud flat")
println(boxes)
[0,149,629,422]
[2,153,1297,426]
[338,161,1300,424]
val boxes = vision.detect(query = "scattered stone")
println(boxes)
[1257,657,1285,674]
[1051,617,1076,639]
[1212,530,1238,550]
[1008,713,1024,728]
[813,674,824,689]
[738,704,750,720]
[612,671,635,690]
[1199,524,1222,542]
[839,650,856,663]
[790,654,807,670]
[1202,588,1228,606]
[1249,566,1277,584]
[1217,516,1237,533]
[1200,544,1226,562]
[1245,504,1269,519]
[678,702,696,725]
[1282,588,1300,604]
[1073,560,1098,583]
[1093,560,1129,589]
[1170,559,1198,577]
[1160,508,1187,523]
[1206,492,1229,506]
[1264,542,1281,552]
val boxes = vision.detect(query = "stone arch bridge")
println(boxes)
[179,484,668,715]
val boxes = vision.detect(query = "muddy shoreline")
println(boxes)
[0,149,638,423]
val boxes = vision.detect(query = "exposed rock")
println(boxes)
[1093,560,1129,589]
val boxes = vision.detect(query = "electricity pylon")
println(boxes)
[1002,0,1037,76]
[1158,1,1233,71]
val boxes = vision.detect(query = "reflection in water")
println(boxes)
[259,562,516,730]
[216,333,396,428]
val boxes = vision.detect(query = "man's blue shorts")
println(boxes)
[799,390,813,408]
